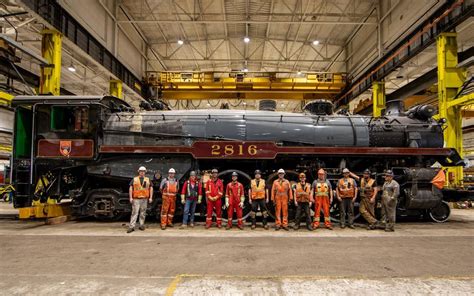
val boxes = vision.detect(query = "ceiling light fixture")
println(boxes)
[243,37,250,43]
[67,62,76,72]
[297,71,302,75]
[177,39,184,45]
[312,40,320,45]
[243,68,248,72]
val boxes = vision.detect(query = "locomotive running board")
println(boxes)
[99,141,461,165]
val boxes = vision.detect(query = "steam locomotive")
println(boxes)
[11,95,464,223]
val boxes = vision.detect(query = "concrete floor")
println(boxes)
[0,203,472,295]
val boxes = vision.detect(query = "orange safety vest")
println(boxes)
[315,181,330,197]
[162,179,178,197]
[295,182,311,202]
[360,178,375,198]
[338,178,355,198]
[250,179,266,199]
[132,176,150,199]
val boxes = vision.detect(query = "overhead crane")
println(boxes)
[146,71,347,101]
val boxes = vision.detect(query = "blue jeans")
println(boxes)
[182,199,197,224]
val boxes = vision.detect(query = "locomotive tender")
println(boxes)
[11,95,463,222]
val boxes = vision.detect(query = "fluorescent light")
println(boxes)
[177,39,184,45]
[243,68,248,72]
[297,71,302,75]
[243,37,250,43]
[312,40,320,45]
[67,63,76,72]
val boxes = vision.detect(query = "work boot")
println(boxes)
[293,225,300,231]
[251,225,256,230]
[226,225,232,230]
[238,225,244,230]
[326,225,333,230]
[180,224,187,229]
[205,224,211,229]
[282,226,289,231]
[161,225,166,230]
[167,224,174,228]
[340,225,346,229]
[306,225,313,231]
[138,225,145,231]
[367,224,376,230]
[217,224,222,229]
[385,227,394,232]
[190,223,195,228]
[275,225,281,231]
[348,225,355,229]
[313,224,320,230]
[127,228,134,233]
[263,224,269,230]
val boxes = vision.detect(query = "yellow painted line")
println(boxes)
[165,274,183,296]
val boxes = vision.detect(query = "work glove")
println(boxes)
[225,198,229,208]
[181,195,185,204]
[198,195,202,204]
[295,201,298,207]
[239,201,244,208]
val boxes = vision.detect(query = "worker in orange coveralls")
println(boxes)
[205,168,224,229]
[159,168,179,230]
[225,172,245,230]
[271,168,293,231]
[311,168,333,230]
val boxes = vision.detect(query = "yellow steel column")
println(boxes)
[436,32,466,187]
[372,81,385,117]
[109,79,123,99]
[39,29,62,95]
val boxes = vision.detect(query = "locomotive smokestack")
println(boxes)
[384,100,405,116]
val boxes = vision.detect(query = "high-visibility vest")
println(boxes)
[360,178,375,197]
[162,178,178,197]
[132,176,150,199]
[315,181,330,197]
[250,179,266,199]
[295,182,311,202]
[338,178,355,198]
[185,180,199,198]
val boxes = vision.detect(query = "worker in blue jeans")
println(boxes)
[180,171,203,228]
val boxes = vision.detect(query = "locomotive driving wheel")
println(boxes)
[429,201,450,223]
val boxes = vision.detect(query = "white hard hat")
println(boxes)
[168,168,176,173]
[277,169,285,174]
[343,168,350,173]
[138,166,147,172]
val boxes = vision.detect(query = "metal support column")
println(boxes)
[39,29,62,95]
[436,32,467,187]
[109,80,123,99]
[372,81,385,117]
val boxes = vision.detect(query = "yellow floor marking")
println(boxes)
[165,274,183,296]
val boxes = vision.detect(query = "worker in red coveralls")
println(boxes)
[225,172,245,230]
[205,168,224,229]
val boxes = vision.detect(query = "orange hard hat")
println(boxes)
[318,169,326,175]
[299,172,306,178]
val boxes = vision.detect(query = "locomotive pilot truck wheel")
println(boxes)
[429,201,451,223]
